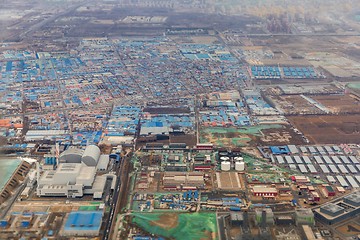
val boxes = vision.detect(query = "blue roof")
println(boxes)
[64,211,103,232]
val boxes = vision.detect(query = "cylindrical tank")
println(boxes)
[235,162,245,171]
[220,156,230,161]
[221,161,231,171]
[234,157,243,162]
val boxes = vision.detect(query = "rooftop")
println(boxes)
[64,211,103,232]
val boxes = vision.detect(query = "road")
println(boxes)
[103,152,132,240]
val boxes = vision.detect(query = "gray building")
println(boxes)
[82,145,101,166]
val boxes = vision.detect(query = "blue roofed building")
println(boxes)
[62,211,103,236]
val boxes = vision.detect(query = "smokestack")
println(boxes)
[55,142,60,168]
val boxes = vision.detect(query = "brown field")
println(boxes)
[270,95,323,115]
[288,115,360,144]
[151,213,179,230]
[335,222,360,237]
[216,172,242,190]
[313,94,360,114]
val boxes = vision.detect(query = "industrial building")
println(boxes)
[62,211,103,236]
[251,186,278,197]
[255,208,274,225]
[37,145,107,198]
[295,209,315,226]
[314,192,360,225]
[162,172,205,190]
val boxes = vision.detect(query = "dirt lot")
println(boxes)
[288,115,360,144]
[313,94,360,114]
[270,95,323,115]
[216,172,242,190]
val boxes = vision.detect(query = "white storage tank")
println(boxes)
[234,157,244,162]
[235,162,245,171]
[221,161,231,171]
[220,156,230,161]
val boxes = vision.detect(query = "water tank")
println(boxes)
[81,145,101,166]
[221,161,231,171]
[234,157,244,162]
[220,156,230,161]
[235,162,245,171]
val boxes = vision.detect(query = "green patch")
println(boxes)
[132,212,218,240]
[78,205,98,211]
[348,82,360,90]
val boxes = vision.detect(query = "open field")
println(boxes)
[288,115,360,144]
[270,95,323,115]
[200,125,302,147]
[312,94,360,114]
[335,221,360,237]
[132,212,218,240]
[216,172,242,190]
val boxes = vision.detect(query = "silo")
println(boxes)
[221,161,231,171]
[234,157,244,162]
[235,162,245,171]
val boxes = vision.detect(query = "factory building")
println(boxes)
[314,192,360,225]
[163,172,205,190]
[59,148,84,163]
[62,211,103,236]
[37,163,105,198]
[255,208,274,226]
[82,145,101,166]
[37,145,107,198]
[251,186,278,197]
[295,208,315,226]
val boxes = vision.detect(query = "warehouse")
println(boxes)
[345,176,359,188]
[347,165,358,174]
[300,147,308,154]
[314,156,323,164]
[326,176,336,184]
[328,165,339,174]
[308,165,317,173]
[331,156,341,164]
[37,163,105,198]
[308,147,317,154]
[302,156,311,164]
[285,156,294,164]
[338,165,348,174]
[349,156,359,164]
[324,185,336,196]
[298,165,307,173]
[294,156,302,164]
[287,145,299,154]
[323,156,332,164]
[251,186,278,197]
[320,165,330,174]
[336,176,349,188]
[324,146,334,155]
[62,211,103,236]
[163,172,205,190]
[276,156,284,164]
[341,156,351,164]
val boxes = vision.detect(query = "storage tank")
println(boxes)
[220,156,230,161]
[81,145,101,166]
[221,161,231,171]
[235,162,245,171]
[234,157,244,162]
